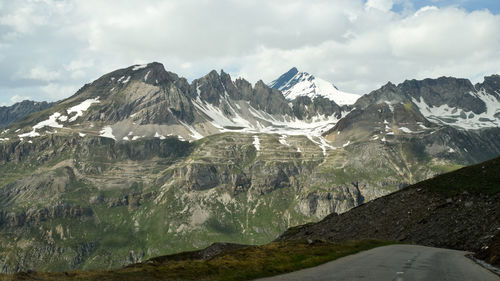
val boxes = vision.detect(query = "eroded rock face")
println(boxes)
[291,96,343,120]
[0,204,93,228]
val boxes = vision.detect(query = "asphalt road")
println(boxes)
[257,244,499,281]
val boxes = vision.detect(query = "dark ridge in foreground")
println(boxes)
[278,156,500,257]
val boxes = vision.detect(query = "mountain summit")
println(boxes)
[269,68,360,105]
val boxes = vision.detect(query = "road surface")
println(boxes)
[257,244,499,281]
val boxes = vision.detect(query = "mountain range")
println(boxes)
[0,62,499,273]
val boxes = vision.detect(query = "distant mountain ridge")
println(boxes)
[269,67,360,105]
[0,100,54,129]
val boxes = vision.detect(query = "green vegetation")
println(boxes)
[2,239,392,281]
[418,157,500,195]
[0,131,480,274]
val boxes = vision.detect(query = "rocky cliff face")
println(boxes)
[0,63,499,273]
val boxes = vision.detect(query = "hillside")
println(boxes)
[2,157,498,281]
[278,156,500,254]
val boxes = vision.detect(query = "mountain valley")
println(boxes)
[0,62,499,273]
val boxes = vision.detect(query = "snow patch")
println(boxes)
[412,92,500,129]
[418,123,429,129]
[144,70,151,81]
[132,64,148,71]
[99,126,116,140]
[343,140,351,147]
[399,127,413,133]
[33,112,64,131]
[253,135,261,151]
[384,101,395,112]
[180,121,204,140]
[67,97,100,122]
[154,132,166,140]
[279,135,290,146]
[118,76,131,84]
[121,76,131,84]
[19,130,40,138]
[79,133,86,137]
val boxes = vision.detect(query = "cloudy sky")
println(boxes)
[1,0,500,105]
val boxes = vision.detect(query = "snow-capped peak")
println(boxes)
[269,68,360,105]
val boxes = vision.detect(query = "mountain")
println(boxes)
[323,76,500,166]
[5,157,498,280]
[0,62,499,273]
[269,67,360,105]
[3,63,346,144]
[278,156,500,259]
[353,76,500,130]
[0,100,54,129]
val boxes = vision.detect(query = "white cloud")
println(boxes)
[0,0,499,105]
[10,95,31,104]
[365,0,394,11]
[41,83,78,100]
[25,66,61,82]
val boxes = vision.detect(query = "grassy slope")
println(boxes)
[419,156,500,195]
[1,239,392,281]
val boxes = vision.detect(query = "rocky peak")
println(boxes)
[354,82,403,109]
[353,75,500,130]
[399,77,484,114]
[250,80,292,115]
[193,70,226,106]
[269,67,359,105]
[291,96,342,120]
[268,67,299,90]
[476,74,500,99]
